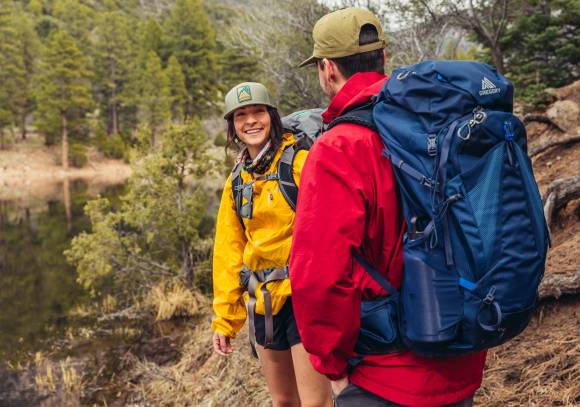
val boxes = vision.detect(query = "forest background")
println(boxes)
[0,0,579,405]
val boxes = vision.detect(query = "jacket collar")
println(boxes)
[322,72,387,124]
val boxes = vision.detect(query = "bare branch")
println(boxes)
[529,134,580,157]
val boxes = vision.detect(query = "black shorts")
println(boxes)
[254,297,301,350]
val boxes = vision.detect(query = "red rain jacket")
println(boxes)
[290,72,486,407]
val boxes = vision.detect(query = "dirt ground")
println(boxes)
[0,134,131,201]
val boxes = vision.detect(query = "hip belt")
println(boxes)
[240,265,289,356]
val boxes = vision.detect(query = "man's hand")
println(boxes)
[330,377,349,396]
[212,332,234,356]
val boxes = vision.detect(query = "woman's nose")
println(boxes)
[245,114,257,125]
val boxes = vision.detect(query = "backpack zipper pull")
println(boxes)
[504,121,516,166]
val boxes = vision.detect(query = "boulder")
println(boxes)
[546,100,579,133]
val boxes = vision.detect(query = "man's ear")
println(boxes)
[322,58,337,83]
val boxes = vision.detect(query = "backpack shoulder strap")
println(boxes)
[326,102,377,132]
[277,136,310,211]
[231,162,245,228]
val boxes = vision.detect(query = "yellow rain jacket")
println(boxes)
[211,133,308,338]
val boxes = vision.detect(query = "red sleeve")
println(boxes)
[290,135,368,380]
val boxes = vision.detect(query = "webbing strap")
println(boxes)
[277,145,300,211]
[240,266,289,357]
[437,121,460,266]
[352,251,397,295]
[383,149,434,189]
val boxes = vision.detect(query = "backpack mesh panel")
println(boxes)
[465,147,504,260]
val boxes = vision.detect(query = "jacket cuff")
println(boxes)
[309,354,348,380]
[211,319,236,338]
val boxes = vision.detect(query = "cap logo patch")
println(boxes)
[237,85,252,103]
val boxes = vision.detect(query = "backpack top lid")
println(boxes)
[381,60,514,133]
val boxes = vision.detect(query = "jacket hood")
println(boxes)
[322,72,388,123]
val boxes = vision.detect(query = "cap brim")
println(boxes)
[298,55,318,68]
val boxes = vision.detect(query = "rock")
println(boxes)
[545,79,580,103]
[546,100,579,132]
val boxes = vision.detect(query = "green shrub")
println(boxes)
[96,132,126,159]
[213,132,227,147]
[69,143,88,168]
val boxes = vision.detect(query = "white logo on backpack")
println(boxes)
[479,77,501,96]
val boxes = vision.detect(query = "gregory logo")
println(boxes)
[237,85,252,103]
[479,77,501,96]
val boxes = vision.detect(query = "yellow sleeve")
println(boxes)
[211,174,247,338]
[293,149,308,187]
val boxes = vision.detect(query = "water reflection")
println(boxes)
[0,180,125,362]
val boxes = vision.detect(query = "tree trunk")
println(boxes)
[63,177,72,232]
[21,114,27,140]
[62,114,69,170]
[0,129,5,150]
[543,175,580,228]
[180,242,194,289]
[491,45,504,75]
[111,87,119,135]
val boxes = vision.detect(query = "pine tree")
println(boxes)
[137,51,170,146]
[0,2,23,148]
[12,12,40,139]
[52,0,94,52]
[94,10,136,136]
[164,0,219,117]
[35,30,93,169]
[501,0,580,108]
[165,55,188,123]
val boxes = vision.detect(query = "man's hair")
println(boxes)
[318,24,385,78]
[225,106,284,154]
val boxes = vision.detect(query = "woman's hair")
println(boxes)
[225,105,284,155]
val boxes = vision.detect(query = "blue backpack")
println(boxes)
[364,60,549,357]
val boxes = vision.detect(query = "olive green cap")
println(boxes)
[224,82,276,119]
[299,7,386,68]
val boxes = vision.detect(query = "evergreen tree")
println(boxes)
[94,10,137,136]
[164,0,219,117]
[501,0,580,108]
[140,17,165,58]
[52,0,94,52]
[35,30,93,169]
[166,55,188,123]
[0,2,24,148]
[12,12,40,139]
[137,51,170,145]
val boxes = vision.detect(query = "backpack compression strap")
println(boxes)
[231,162,245,227]
[276,136,310,211]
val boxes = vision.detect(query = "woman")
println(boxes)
[211,82,332,407]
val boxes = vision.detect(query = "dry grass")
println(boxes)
[131,306,269,407]
[33,352,84,405]
[127,298,580,407]
[146,280,210,321]
[476,298,580,406]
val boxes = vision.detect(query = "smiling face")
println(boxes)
[233,104,272,159]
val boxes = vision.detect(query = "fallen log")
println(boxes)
[529,133,580,157]
[539,271,580,299]
[543,175,580,227]
[523,113,566,132]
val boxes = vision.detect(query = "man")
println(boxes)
[289,8,486,407]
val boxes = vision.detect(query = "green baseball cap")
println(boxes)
[224,82,276,119]
[299,7,386,68]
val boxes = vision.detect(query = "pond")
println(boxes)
[0,180,125,363]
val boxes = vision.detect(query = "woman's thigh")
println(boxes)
[290,343,333,407]
[255,344,300,407]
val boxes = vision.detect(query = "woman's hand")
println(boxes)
[212,332,234,356]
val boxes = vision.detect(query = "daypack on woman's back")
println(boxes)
[372,60,549,356]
